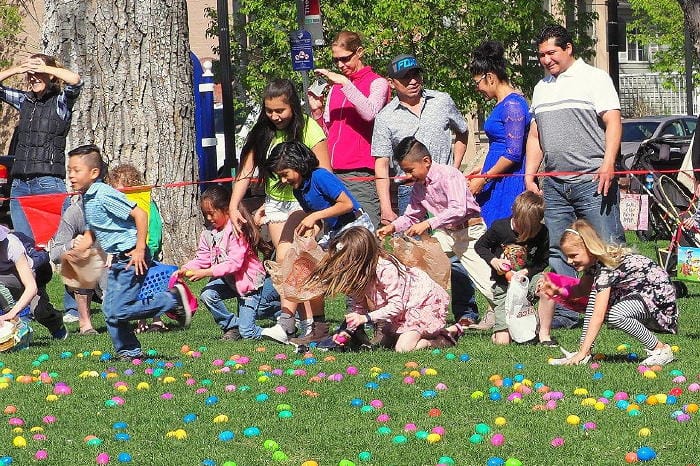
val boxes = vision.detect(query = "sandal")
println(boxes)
[146,322,169,333]
[135,321,148,334]
[79,328,99,336]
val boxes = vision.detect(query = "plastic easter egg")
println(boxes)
[301,462,318,466]
[376,426,392,435]
[242,426,260,437]
[263,439,279,451]
[566,415,580,425]
[117,453,132,463]
[183,413,197,423]
[504,458,522,466]
[428,408,441,417]
[636,446,656,462]
[338,460,355,466]
[489,392,502,401]
[415,430,429,440]
[271,451,288,461]
[625,452,638,463]
[437,457,454,465]
[638,428,651,437]
[96,453,110,465]
[471,391,484,399]
[469,433,483,444]
[475,423,491,435]
[350,398,363,407]
[490,433,505,446]
[426,433,441,444]
[422,390,437,399]
[34,450,48,460]
[459,354,471,361]
[218,430,234,441]
[550,437,564,447]
[487,457,505,466]
[494,416,507,427]
[392,434,408,444]
[686,403,698,414]
[278,410,293,419]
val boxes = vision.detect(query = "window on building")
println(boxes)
[626,28,649,62]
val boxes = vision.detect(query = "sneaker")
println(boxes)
[52,326,69,340]
[63,310,80,323]
[221,327,242,341]
[640,345,674,366]
[467,310,495,331]
[169,284,193,328]
[115,352,145,363]
[261,324,290,344]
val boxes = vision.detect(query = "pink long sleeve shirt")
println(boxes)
[183,220,265,296]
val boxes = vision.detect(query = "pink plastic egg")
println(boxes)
[551,437,565,447]
[35,450,48,460]
[346,366,358,375]
[490,433,505,446]
[96,452,110,464]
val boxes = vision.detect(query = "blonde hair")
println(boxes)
[512,191,544,242]
[106,164,144,188]
[560,219,630,268]
[332,31,362,52]
[308,227,403,296]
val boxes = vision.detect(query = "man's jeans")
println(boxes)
[201,276,280,339]
[10,176,66,241]
[542,176,625,328]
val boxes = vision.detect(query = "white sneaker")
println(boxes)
[261,324,289,344]
[641,345,674,366]
[63,311,80,323]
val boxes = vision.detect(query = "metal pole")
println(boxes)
[607,0,620,93]
[296,0,310,108]
[217,0,237,177]
[685,23,695,116]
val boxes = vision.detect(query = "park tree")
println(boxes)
[0,1,23,149]
[678,0,700,59]
[42,0,199,262]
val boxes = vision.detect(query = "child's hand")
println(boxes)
[345,312,368,331]
[184,269,209,281]
[295,215,320,237]
[540,276,563,298]
[72,233,93,251]
[126,247,147,276]
[376,224,395,239]
[490,258,512,275]
[563,351,591,366]
[405,221,431,237]
[229,208,248,237]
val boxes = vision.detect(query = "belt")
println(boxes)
[446,217,483,230]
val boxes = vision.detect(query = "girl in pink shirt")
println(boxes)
[178,186,272,340]
[309,226,463,352]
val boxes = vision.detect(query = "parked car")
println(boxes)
[621,115,697,170]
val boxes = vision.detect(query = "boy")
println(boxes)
[67,144,192,361]
[376,137,496,312]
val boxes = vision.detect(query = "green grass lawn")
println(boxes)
[1,235,699,466]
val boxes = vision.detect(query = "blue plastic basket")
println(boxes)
[138,263,178,302]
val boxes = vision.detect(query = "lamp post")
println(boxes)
[217,0,236,177]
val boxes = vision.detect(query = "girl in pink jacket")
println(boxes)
[179,185,275,340]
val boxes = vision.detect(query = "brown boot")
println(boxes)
[289,321,330,346]
[370,321,387,347]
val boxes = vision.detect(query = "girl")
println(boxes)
[180,185,277,340]
[0,54,82,240]
[309,226,462,353]
[475,191,550,345]
[550,219,677,366]
[228,79,330,261]
[260,141,373,346]
[106,164,166,333]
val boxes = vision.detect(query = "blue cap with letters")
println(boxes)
[388,54,423,78]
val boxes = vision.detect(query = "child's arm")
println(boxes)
[127,205,148,275]
[295,191,354,236]
[0,255,37,321]
[25,57,81,86]
[565,287,610,365]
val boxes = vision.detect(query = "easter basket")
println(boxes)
[138,263,198,318]
[265,233,326,302]
[389,234,451,291]
[543,272,589,313]
[0,319,32,352]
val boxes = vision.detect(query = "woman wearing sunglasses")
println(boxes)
[308,30,390,228]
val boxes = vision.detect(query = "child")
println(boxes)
[261,141,373,346]
[474,191,551,345]
[67,144,192,361]
[549,219,678,366]
[376,136,496,317]
[179,185,280,340]
[106,164,166,333]
[309,226,462,352]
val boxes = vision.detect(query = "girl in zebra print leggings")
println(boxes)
[544,219,678,367]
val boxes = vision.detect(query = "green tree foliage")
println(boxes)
[628,0,691,80]
[206,0,598,111]
[0,1,22,67]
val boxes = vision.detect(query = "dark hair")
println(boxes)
[393,136,431,164]
[469,41,508,82]
[267,141,319,181]
[30,53,61,91]
[536,24,574,53]
[202,184,274,259]
[239,79,305,182]
[67,144,106,178]
[332,30,362,52]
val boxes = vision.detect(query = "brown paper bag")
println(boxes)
[389,234,451,291]
[265,234,326,302]
[61,248,107,290]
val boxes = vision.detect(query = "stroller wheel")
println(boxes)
[673,281,688,298]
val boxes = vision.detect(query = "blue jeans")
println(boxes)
[103,258,176,356]
[201,276,280,339]
[542,176,625,328]
[10,176,66,240]
[397,184,413,217]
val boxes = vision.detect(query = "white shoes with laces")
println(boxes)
[640,344,674,366]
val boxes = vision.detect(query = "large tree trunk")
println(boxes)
[679,0,700,58]
[42,0,199,263]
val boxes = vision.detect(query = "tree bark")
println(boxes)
[679,0,700,58]
[42,0,198,263]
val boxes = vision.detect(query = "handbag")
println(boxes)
[504,272,537,343]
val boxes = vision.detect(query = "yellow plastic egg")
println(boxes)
[581,397,596,407]
[424,368,437,376]
[12,436,27,448]
[45,394,58,402]
[494,416,507,427]
[426,433,441,443]
[594,402,606,411]
[163,376,176,384]
[566,415,580,425]
[213,414,229,423]
[643,370,657,379]
[137,382,150,390]
[638,427,651,437]
[686,403,698,414]
[573,388,589,396]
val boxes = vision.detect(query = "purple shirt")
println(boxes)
[393,162,480,232]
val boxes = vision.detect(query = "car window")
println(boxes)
[684,118,697,135]
[660,121,685,137]
[622,122,657,142]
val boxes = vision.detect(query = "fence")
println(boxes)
[619,73,699,117]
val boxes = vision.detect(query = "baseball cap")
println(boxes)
[388,54,423,79]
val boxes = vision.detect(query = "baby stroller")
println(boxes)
[626,134,697,297]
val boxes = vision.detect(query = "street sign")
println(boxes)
[303,0,325,46]
[290,30,314,72]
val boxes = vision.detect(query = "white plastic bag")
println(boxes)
[504,273,537,343]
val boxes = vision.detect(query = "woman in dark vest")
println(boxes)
[0,54,82,242]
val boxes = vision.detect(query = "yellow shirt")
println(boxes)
[265,115,326,201]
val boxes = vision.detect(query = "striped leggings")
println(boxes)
[581,292,659,351]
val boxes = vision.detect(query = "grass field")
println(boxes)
[0,235,698,466]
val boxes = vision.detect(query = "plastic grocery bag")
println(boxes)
[390,234,451,291]
[504,272,537,343]
[265,233,326,302]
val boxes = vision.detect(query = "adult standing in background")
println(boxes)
[468,41,530,227]
[308,31,390,227]
[525,24,625,329]
[0,54,82,241]
[372,54,480,328]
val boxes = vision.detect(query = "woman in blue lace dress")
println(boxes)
[468,41,531,227]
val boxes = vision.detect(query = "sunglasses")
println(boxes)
[332,50,357,64]
[473,74,487,87]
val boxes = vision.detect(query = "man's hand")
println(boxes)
[405,221,431,237]
[594,161,616,196]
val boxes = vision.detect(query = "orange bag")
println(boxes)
[389,234,451,291]
[265,234,326,302]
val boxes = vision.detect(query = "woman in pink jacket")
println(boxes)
[308,30,390,227]
[178,185,276,340]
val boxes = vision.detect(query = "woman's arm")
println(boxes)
[310,140,331,172]
[27,58,81,86]
[229,152,255,235]
[0,255,38,321]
